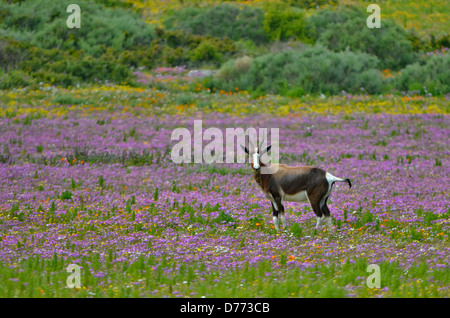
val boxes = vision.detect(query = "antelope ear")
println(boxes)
[240,144,249,154]
[260,145,271,155]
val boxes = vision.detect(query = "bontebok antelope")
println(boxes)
[242,143,352,232]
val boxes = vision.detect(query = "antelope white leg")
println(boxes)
[316,216,324,228]
[273,216,280,232]
[280,213,286,228]
[326,216,333,231]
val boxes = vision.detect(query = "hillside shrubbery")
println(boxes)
[0,0,152,87]
[0,0,237,87]
[0,35,135,88]
[0,0,155,56]
[0,0,448,96]
[212,46,384,96]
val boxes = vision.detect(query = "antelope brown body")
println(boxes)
[243,145,352,231]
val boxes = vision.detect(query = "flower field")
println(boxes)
[0,84,449,298]
[0,0,449,300]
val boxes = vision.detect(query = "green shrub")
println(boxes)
[0,0,153,87]
[0,0,155,57]
[308,6,415,70]
[394,53,450,95]
[212,45,384,96]
[282,0,337,9]
[408,29,450,53]
[0,69,35,89]
[0,36,29,71]
[19,46,134,86]
[262,2,312,43]
[190,40,223,64]
[164,4,267,44]
[92,0,134,9]
[152,29,236,68]
[0,0,243,87]
[32,70,78,87]
[160,46,189,67]
[65,54,131,83]
[118,45,158,69]
[216,56,252,82]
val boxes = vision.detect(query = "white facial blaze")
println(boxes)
[253,147,260,169]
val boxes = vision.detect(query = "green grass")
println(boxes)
[1,255,447,297]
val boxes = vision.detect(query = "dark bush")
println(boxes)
[150,29,237,68]
[164,4,268,44]
[190,40,223,64]
[262,1,313,43]
[18,45,134,86]
[282,0,337,9]
[0,36,30,71]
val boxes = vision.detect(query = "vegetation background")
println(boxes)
[0,0,448,96]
